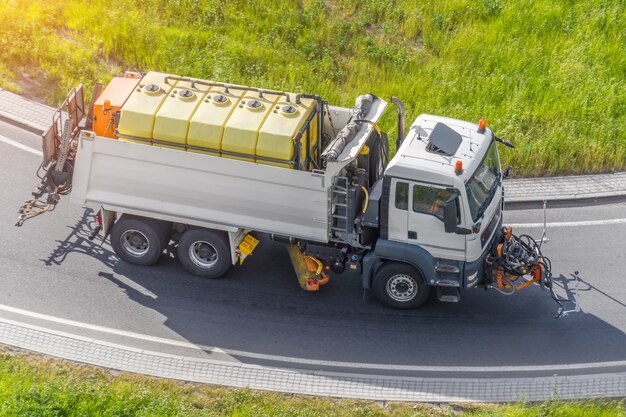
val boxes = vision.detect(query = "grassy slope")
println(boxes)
[0,350,624,417]
[0,0,624,176]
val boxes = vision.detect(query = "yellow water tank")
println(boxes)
[257,94,317,168]
[221,91,280,162]
[186,86,246,155]
[118,72,176,144]
[152,80,209,149]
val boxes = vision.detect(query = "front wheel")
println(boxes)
[177,228,231,279]
[373,263,430,309]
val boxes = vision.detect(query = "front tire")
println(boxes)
[111,215,165,266]
[373,263,430,309]
[177,228,231,279]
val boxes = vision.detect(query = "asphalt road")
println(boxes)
[0,120,624,379]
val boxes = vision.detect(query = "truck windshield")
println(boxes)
[465,140,500,222]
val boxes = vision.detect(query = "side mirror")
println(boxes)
[443,196,458,233]
[503,165,512,179]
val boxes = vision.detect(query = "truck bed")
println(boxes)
[70,99,387,242]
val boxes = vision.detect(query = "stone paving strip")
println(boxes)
[0,317,624,403]
[505,172,626,204]
[0,88,58,134]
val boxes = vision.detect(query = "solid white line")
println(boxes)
[508,218,626,228]
[0,134,42,156]
[0,302,625,373]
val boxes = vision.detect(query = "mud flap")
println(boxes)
[100,208,116,241]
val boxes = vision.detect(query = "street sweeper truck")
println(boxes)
[19,71,564,311]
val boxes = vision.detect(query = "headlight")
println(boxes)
[467,271,478,282]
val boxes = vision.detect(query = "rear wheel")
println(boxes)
[373,263,430,309]
[111,215,165,266]
[177,228,231,278]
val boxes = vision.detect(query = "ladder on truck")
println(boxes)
[331,176,350,242]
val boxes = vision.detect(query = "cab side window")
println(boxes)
[395,182,408,210]
[412,185,453,220]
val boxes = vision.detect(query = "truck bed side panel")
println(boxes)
[71,137,329,242]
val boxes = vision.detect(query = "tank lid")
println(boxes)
[246,99,263,109]
[280,105,298,115]
[178,88,194,98]
[143,84,162,95]
[211,94,229,104]
[174,88,196,101]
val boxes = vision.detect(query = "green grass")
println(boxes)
[0,349,623,416]
[0,0,624,176]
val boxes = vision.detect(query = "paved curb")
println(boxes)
[504,172,626,208]
[1,317,625,403]
[0,89,57,134]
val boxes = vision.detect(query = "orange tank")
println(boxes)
[93,75,141,138]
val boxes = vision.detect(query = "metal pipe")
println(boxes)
[294,108,318,138]
[305,122,311,171]
[165,75,316,117]
[316,101,325,166]
[193,79,290,100]
[293,132,302,170]
[391,96,406,148]
[269,234,298,244]
[164,75,192,85]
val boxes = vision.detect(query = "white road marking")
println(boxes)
[0,302,625,372]
[508,218,626,228]
[0,134,42,156]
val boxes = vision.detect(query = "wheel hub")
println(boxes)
[189,241,218,268]
[120,230,150,257]
[387,274,418,302]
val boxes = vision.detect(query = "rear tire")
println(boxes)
[111,215,165,266]
[373,263,430,309]
[177,228,231,279]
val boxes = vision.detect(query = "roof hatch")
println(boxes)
[426,122,462,156]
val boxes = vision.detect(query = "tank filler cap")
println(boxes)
[280,105,299,116]
[143,84,162,95]
[177,89,195,100]
[211,94,229,105]
[246,99,263,110]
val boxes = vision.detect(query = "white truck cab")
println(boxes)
[363,114,504,306]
